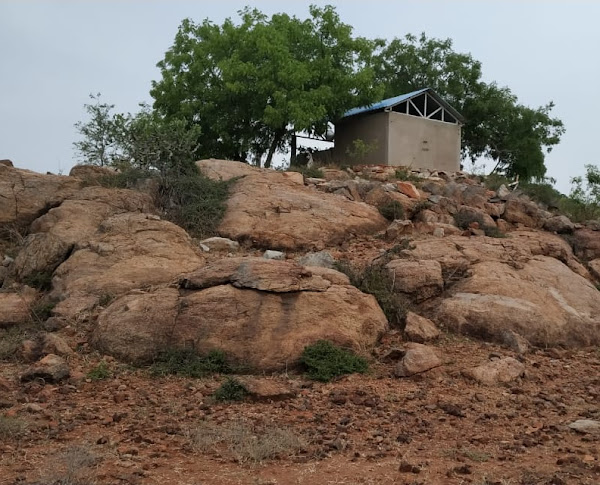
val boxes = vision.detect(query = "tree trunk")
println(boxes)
[264,132,283,169]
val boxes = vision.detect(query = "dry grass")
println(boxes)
[0,416,28,440]
[33,444,99,485]
[188,421,306,464]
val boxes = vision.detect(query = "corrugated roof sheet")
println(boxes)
[341,87,464,123]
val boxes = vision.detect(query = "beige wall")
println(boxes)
[333,111,461,171]
[332,112,388,165]
[387,112,461,172]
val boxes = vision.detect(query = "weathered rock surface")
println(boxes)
[0,165,81,227]
[394,343,442,377]
[404,312,440,343]
[0,291,35,327]
[20,354,70,382]
[570,228,600,261]
[94,258,388,370]
[51,213,203,317]
[436,256,600,347]
[196,159,261,181]
[236,377,297,401]
[503,198,544,228]
[198,237,240,252]
[543,215,575,234]
[568,419,600,434]
[385,259,443,302]
[589,259,600,280]
[69,164,116,181]
[297,251,335,269]
[463,357,525,385]
[218,171,387,250]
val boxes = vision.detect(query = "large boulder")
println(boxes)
[196,159,262,181]
[218,171,387,250]
[0,165,81,228]
[9,187,155,283]
[385,259,444,302]
[570,228,600,261]
[503,198,545,228]
[436,256,600,347]
[0,291,36,327]
[94,258,388,370]
[51,213,203,318]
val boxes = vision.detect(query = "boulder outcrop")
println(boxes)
[218,171,387,250]
[94,258,388,370]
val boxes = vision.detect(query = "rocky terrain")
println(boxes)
[1,158,600,484]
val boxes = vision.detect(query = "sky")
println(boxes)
[1,1,599,194]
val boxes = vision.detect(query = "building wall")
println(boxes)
[387,112,461,172]
[332,112,389,165]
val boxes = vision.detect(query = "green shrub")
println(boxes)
[483,173,512,191]
[150,348,232,378]
[379,200,405,221]
[287,164,324,179]
[95,167,152,189]
[482,225,507,238]
[87,361,112,381]
[558,197,600,223]
[160,173,233,239]
[395,168,422,183]
[335,261,409,326]
[23,270,53,291]
[213,377,248,402]
[520,182,563,208]
[300,340,368,382]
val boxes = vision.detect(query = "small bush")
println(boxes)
[482,225,507,238]
[87,361,112,381]
[213,377,248,402]
[287,164,324,179]
[411,200,432,216]
[520,182,563,209]
[483,173,512,191]
[453,211,506,238]
[98,293,114,307]
[30,301,55,322]
[558,197,600,223]
[335,261,409,326]
[160,173,233,239]
[379,200,405,221]
[300,340,368,382]
[23,270,53,291]
[395,168,422,183]
[0,416,28,439]
[150,348,232,378]
[0,324,40,362]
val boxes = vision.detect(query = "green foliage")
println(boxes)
[336,261,409,326]
[150,348,232,378]
[373,33,564,181]
[87,361,112,381]
[519,182,563,209]
[379,200,405,221]
[562,164,600,222]
[213,377,248,402]
[160,173,233,239]
[73,93,127,166]
[287,164,325,179]
[151,6,382,167]
[345,138,379,163]
[395,168,422,183]
[95,167,153,189]
[483,173,512,191]
[23,270,53,291]
[300,340,368,382]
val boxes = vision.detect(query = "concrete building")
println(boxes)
[332,88,464,172]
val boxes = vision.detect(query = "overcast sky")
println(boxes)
[1,1,598,193]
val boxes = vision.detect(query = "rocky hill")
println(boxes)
[1,158,599,485]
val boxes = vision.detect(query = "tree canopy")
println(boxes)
[150,6,381,167]
[77,6,563,180]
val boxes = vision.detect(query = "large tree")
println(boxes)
[373,33,564,180]
[150,6,382,167]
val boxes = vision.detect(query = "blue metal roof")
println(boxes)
[341,87,464,123]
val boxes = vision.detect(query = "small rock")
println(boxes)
[463,357,525,385]
[432,227,444,237]
[236,377,296,401]
[23,403,43,413]
[568,419,600,434]
[198,237,240,252]
[21,354,70,383]
[385,220,414,240]
[297,251,334,268]
[543,215,575,234]
[496,184,511,200]
[2,255,14,267]
[395,343,442,377]
[398,460,421,473]
[500,330,529,354]
[263,250,285,260]
[396,182,421,199]
[0,159,14,167]
[404,312,440,343]
[41,333,73,357]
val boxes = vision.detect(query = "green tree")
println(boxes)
[73,93,127,166]
[150,6,382,167]
[570,164,600,204]
[373,33,564,181]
